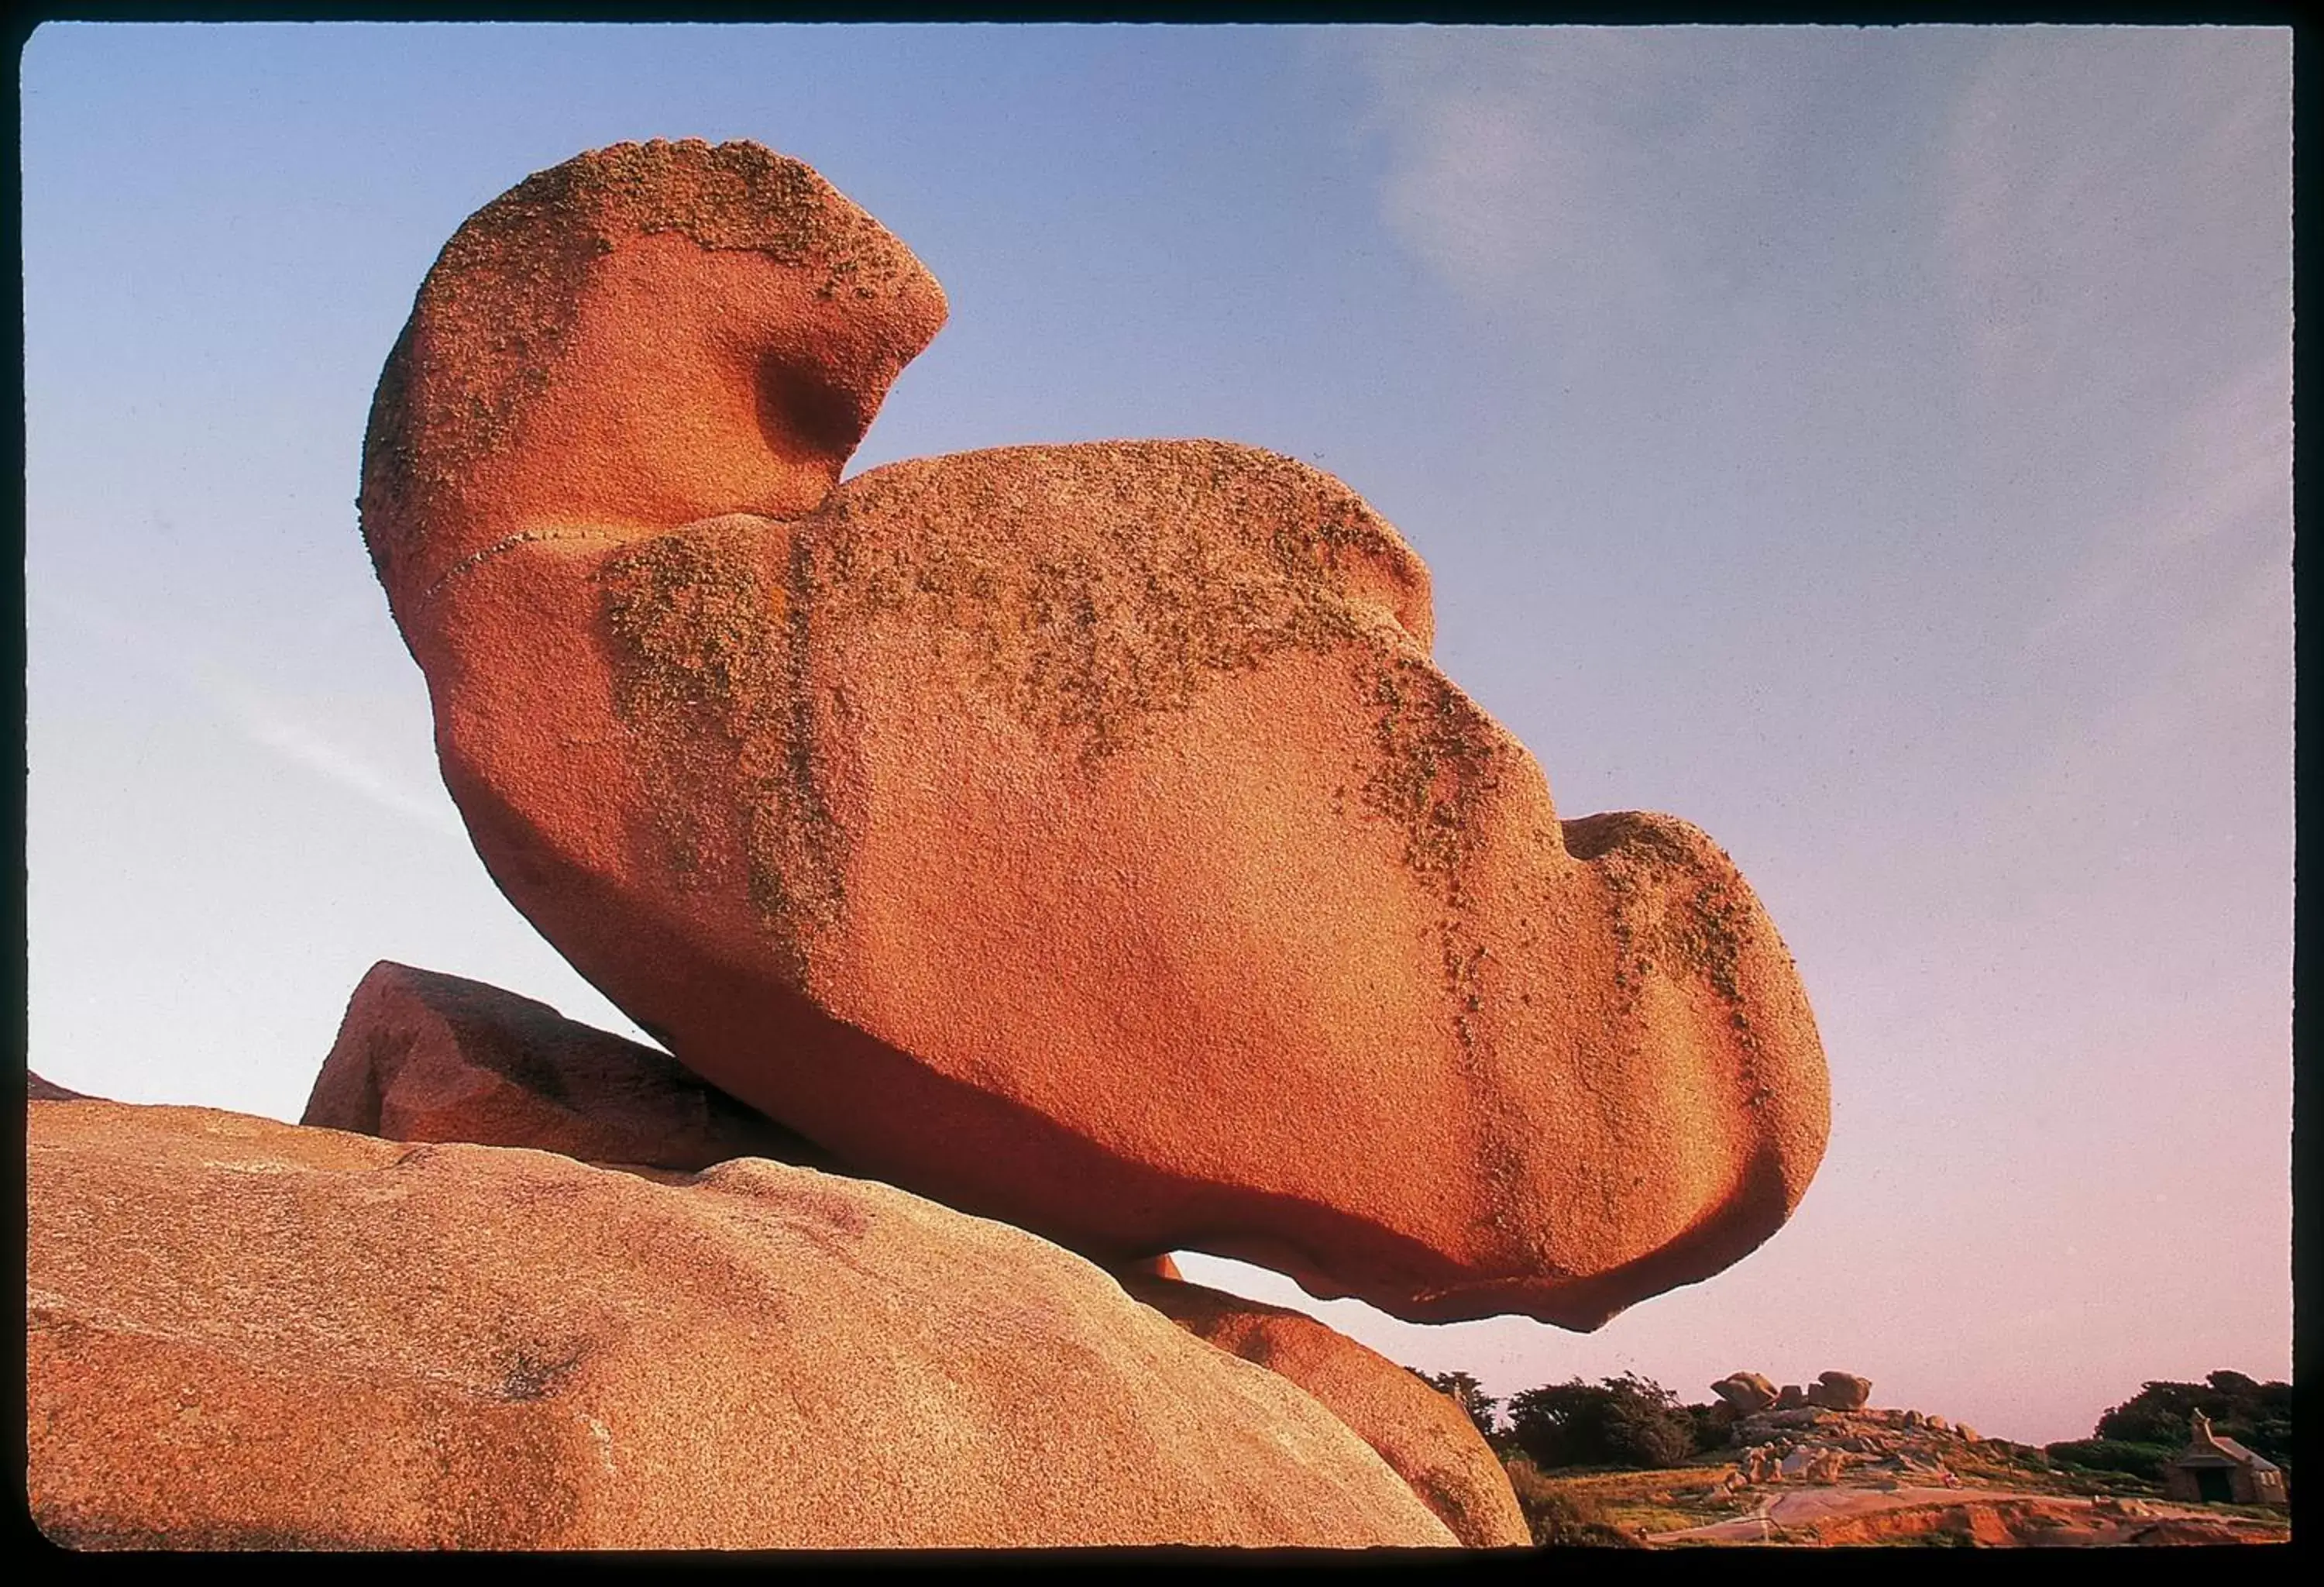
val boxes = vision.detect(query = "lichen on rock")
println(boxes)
[600,518,844,976]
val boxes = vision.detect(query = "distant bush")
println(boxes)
[1981,1440,2058,1473]
[2043,1439,2176,1480]
[2091,1371,2291,1474]
[1411,1369,1501,1439]
[1504,1373,1698,1471]
[1684,1401,1728,1454]
[1501,1458,1642,1547]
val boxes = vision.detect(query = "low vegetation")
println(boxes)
[1500,1458,1648,1546]
[1404,1362,2291,1547]
[2040,1439,2174,1481]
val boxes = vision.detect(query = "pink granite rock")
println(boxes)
[29,1098,1455,1548]
[1119,1270,1529,1547]
[361,138,1830,1329]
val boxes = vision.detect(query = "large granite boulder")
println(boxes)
[1119,1270,1529,1547]
[361,138,1828,1328]
[301,959,829,1172]
[27,1097,1453,1549]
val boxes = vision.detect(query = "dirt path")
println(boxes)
[1648,1485,2288,1547]
[1652,1484,1967,1544]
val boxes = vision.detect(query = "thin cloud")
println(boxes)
[1940,29,2289,407]
[1343,26,1822,349]
[1934,33,2293,802]
[2023,351,2291,666]
[188,661,469,842]
[29,583,467,843]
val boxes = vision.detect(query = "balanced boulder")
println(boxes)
[302,959,828,1172]
[1119,1270,1529,1547]
[1712,1372,1779,1415]
[362,138,1829,1328]
[28,1098,1453,1549]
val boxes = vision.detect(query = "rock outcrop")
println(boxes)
[359,137,1829,1330]
[1808,1371,1872,1411]
[301,959,830,1172]
[1119,1271,1529,1547]
[1713,1372,1779,1414]
[28,1071,89,1102]
[1714,1404,2033,1491]
[28,1097,1454,1550]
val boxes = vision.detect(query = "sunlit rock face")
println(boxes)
[28,1098,1452,1549]
[361,138,1829,1329]
[1119,1266,1532,1547]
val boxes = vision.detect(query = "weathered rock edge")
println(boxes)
[1121,1269,1530,1547]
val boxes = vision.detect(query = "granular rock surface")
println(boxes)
[28,1097,1453,1550]
[363,138,1830,1328]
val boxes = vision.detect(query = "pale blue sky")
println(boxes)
[22,23,2291,1445]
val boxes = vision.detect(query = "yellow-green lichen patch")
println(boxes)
[1358,654,1504,904]
[808,441,1404,770]
[554,139,928,299]
[1337,645,1532,1253]
[359,171,606,589]
[599,522,844,981]
[1564,811,1773,1107]
[357,319,424,587]
[361,139,935,594]
[593,440,1447,1000]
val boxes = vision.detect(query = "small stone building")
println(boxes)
[2161,1411,2287,1507]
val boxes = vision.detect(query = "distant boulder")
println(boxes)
[1711,1372,1778,1414]
[1808,1371,1872,1411]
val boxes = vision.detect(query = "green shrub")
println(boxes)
[2044,1439,2176,1480]
[1684,1401,1728,1454]
[1504,1373,1698,1471]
